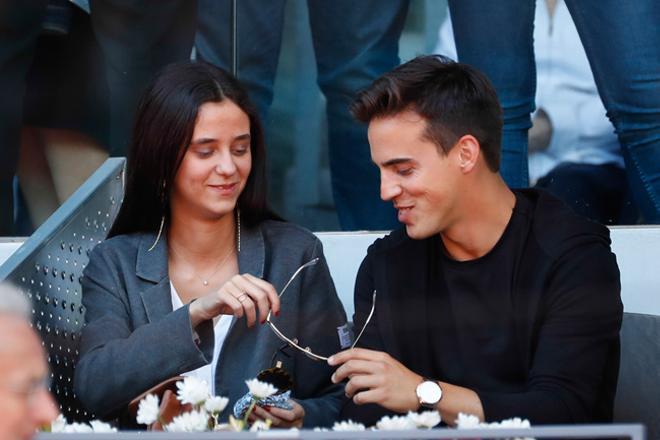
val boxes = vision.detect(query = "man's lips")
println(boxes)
[395,205,413,223]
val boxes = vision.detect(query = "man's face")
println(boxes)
[0,317,58,440]
[368,110,463,239]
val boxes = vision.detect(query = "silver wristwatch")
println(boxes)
[415,379,443,409]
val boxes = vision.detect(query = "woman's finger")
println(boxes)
[243,273,280,316]
[252,405,284,427]
[232,275,271,324]
[217,290,244,319]
[225,281,256,327]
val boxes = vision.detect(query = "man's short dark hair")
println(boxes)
[351,55,503,172]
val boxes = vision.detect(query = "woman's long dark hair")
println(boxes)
[109,61,279,237]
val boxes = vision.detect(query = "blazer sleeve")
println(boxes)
[293,238,348,428]
[477,240,623,423]
[73,243,214,418]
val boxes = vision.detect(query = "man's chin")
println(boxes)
[405,224,421,239]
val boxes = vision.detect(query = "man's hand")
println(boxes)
[328,348,422,413]
[249,400,305,429]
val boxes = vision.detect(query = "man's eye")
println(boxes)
[397,168,413,176]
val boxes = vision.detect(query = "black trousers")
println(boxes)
[0,0,196,234]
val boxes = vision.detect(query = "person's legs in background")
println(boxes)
[0,0,48,235]
[195,0,286,124]
[566,0,660,223]
[448,0,535,189]
[535,162,627,224]
[89,0,197,157]
[308,0,408,230]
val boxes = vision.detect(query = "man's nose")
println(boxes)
[380,176,402,201]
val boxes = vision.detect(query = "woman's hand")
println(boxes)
[189,273,280,327]
[248,400,305,429]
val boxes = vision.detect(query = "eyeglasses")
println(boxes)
[265,258,377,361]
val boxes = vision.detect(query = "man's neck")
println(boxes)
[440,175,517,261]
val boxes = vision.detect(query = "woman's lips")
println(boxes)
[208,182,238,195]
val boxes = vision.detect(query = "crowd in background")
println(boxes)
[1,0,659,236]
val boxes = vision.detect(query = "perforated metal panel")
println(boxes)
[0,158,125,422]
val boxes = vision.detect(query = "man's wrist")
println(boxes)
[416,378,443,409]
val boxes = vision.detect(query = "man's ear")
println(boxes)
[455,135,480,174]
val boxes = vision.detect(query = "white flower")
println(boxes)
[165,410,209,432]
[245,378,277,399]
[497,417,531,429]
[313,427,329,432]
[204,396,229,414]
[332,420,366,431]
[456,412,481,429]
[90,420,117,433]
[136,393,160,425]
[375,415,416,430]
[249,420,272,431]
[407,410,441,429]
[51,414,67,433]
[62,423,93,433]
[176,376,211,406]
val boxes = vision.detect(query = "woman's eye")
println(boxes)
[195,150,213,158]
[233,145,249,155]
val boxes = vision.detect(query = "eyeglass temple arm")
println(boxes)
[278,257,320,298]
[266,257,320,322]
[351,290,376,350]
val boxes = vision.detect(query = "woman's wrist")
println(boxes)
[188,299,204,327]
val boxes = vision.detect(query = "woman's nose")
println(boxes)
[214,151,237,175]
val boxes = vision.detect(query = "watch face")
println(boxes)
[418,381,442,404]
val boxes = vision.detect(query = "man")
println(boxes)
[0,283,58,439]
[328,55,623,426]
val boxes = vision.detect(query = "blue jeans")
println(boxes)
[196,0,409,230]
[448,0,660,223]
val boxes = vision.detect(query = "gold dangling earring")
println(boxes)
[236,208,241,253]
[148,180,167,252]
[148,215,165,252]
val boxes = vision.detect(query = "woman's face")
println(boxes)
[171,100,252,221]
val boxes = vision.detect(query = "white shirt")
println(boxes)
[435,0,624,183]
[170,282,231,395]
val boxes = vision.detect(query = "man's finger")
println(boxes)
[328,347,382,366]
[331,359,378,383]
[344,374,381,398]
[352,388,383,406]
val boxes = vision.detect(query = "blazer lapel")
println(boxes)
[224,223,265,335]
[136,233,173,322]
[215,223,266,400]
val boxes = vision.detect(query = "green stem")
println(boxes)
[243,398,259,427]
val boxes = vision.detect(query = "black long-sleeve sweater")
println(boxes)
[342,189,622,426]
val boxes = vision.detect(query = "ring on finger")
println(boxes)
[237,293,248,302]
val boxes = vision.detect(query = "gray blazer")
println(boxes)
[74,220,347,428]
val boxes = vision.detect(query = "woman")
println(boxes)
[74,61,347,428]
